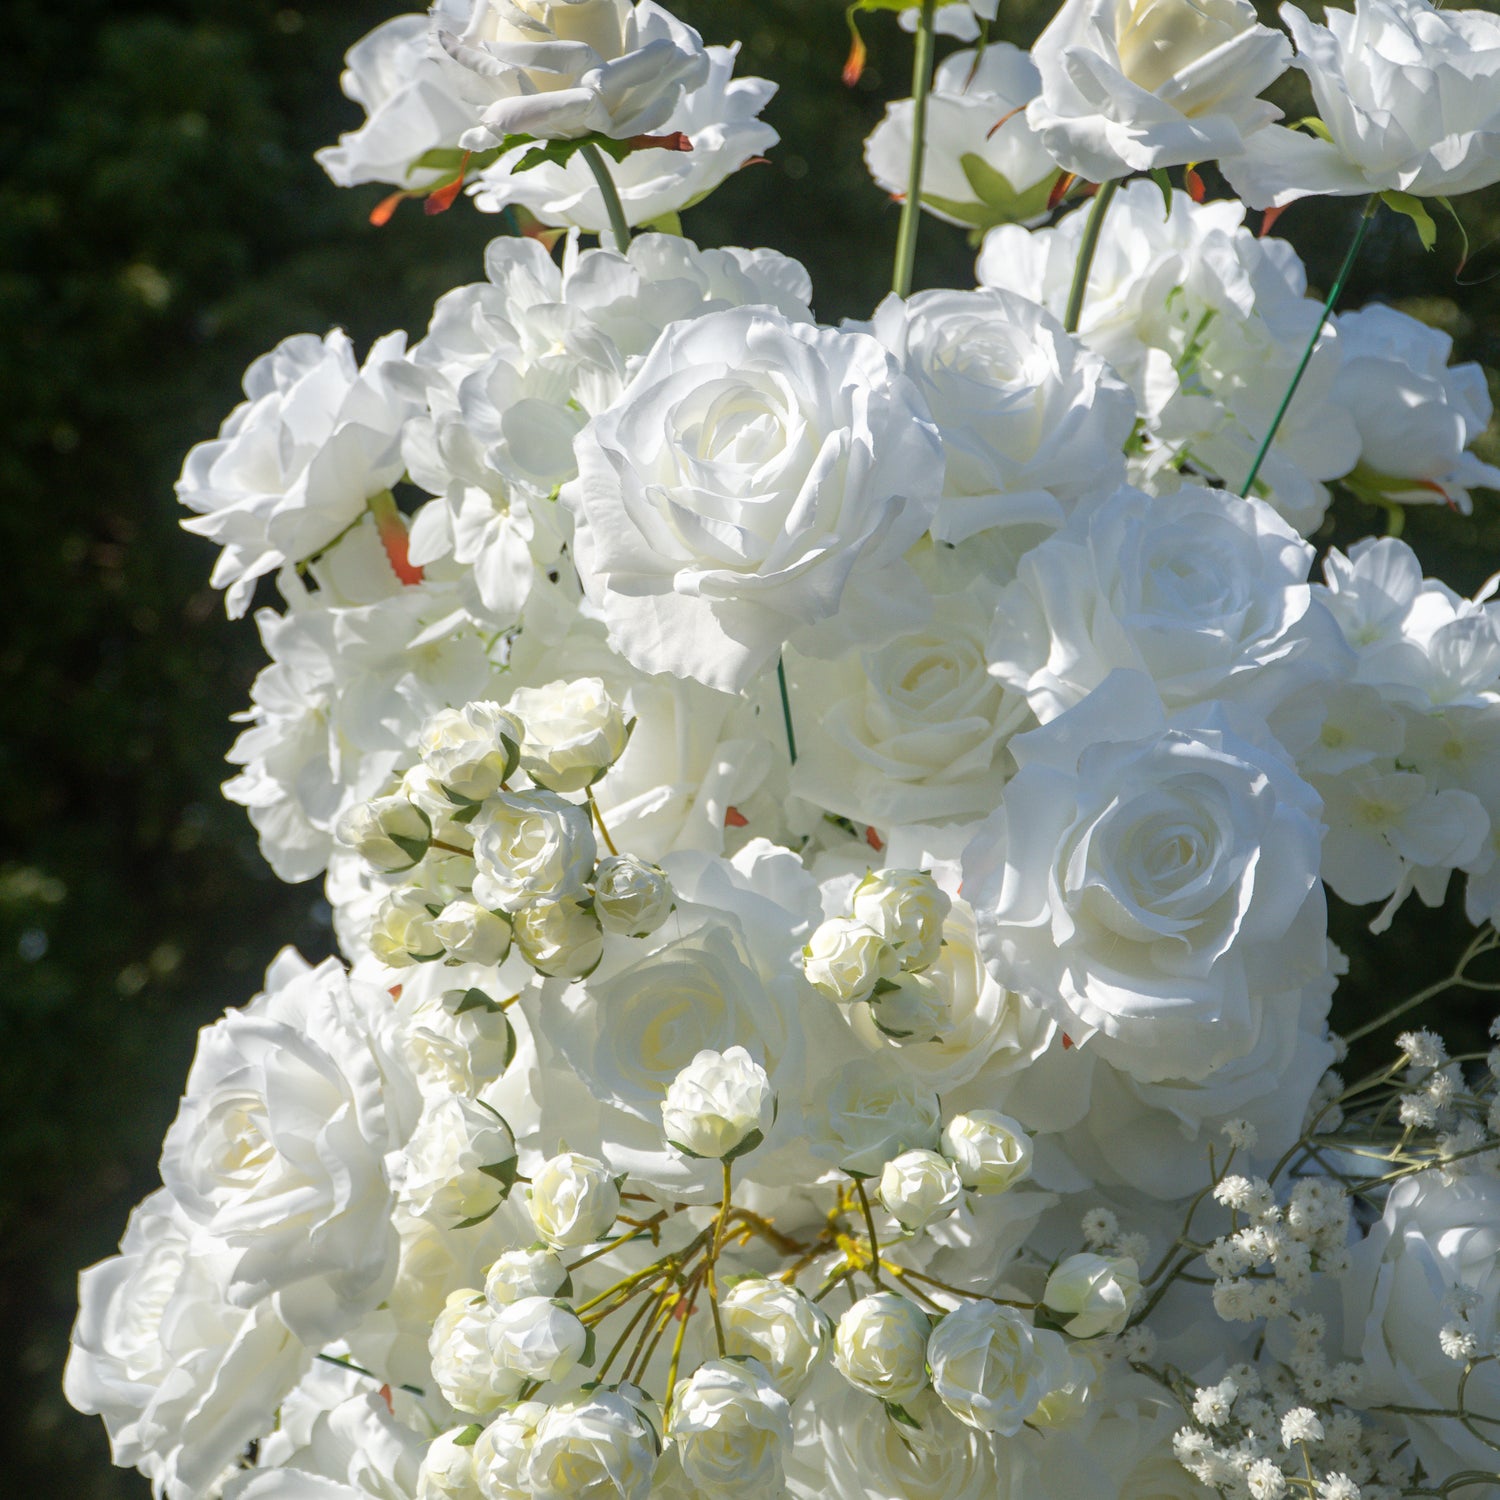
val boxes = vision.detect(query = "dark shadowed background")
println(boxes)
[5,2,1500,1492]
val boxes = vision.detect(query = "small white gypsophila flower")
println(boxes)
[1116,1325,1157,1363]
[1222,1118,1260,1151]
[1212,1277,1260,1322]
[1426,1071,1458,1110]
[1225,1363,1263,1398]
[1247,1457,1289,1499]
[1214,1175,1258,1210]
[1398,1093,1439,1129]
[1282,1407,1325,1448]
[1317,1478,1360,1500]
[1440,1322,1479,1361]
[1327,1362,1364,1403]
[1114,1231,1150,1264]
[1396,1029,1447,1069]
[1233,1226,1278,1268]
[1192,1379,1238,1427]
[1080,1207,1119,1247]
[1205,1239,1249,1277]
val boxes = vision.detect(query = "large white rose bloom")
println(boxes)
[864,44,1058,232]
[158,952,421,1344]
[667,1357,793,1500]
[1222,0,1500,209]
[927,1301,1072,1433]
[1026,0,1290,181]
[962,672,1327,1083]
[525,1390,660,1500]
[564,305,943,693]
[436,0,710,149]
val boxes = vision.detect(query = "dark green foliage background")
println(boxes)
[4,3,1498,1492]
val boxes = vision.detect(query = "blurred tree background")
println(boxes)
[4,2,1499,1493]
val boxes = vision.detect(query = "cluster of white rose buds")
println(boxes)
[802,869,952,1041]
[334,679,676,978]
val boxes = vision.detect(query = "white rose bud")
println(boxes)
[803,917,900,1003]
[485,1248,569,1310]
[509,677,631,794]
[661,1046,775,1161]
[402,1096,518,1229]
[851,869,951,971]
[419,701,522,802]
[1042,1253,1141,1339]
[527,1151,621,1248]
[370,888,445,968]
[487,1295,590,1384]
[593,854,674,937]
[722,1279,832,1398]
[818,1057,941,1179]
[927,1302,1071,1434]
[429,1289,518,1415]
[511,897,604,980]
[878,1148,963,1231]
[668,1358,792,1500]
[525,1391,660,1500]
[472,790,597,912]
[419,1427,482,1500]
[474,1401,548,1500]
[867,970,948,1041]
[433,900,513,967]
[335,794,432,872]
[942,1110,1032,1194]
[833,1293,932,1406]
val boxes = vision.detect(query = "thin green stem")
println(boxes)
[854,1179,884,1291]
[776,656,798,765]
[585,786,619,856]
[1343,926,1498,1045]
[580,142,632,254]
[1063,178,1120,334]
[662,1267,705,1421]
[704,1161,733,1356]
[1242,194,1379,496]
[891,0,938,299]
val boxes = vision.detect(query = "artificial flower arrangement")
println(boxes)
[64,2,1500,1498]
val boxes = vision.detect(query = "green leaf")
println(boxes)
[389,831,431,866]
[1380,190,1437,251]
[1435,195,1471,273]
[883,1401,924,1430]
[479,1157,520,1196]
[1292,115,1334,143]
[1148,168,1173,221]
[722,1127,765,1163]
[579,1325,597,1368]
[452,1424,484,1448]
[639,212,684,236]
[449,987,503,1016]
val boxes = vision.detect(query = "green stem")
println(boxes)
[704,1161,732,1356]
[1063,178,1120,334]
[776,656,798,765]
[585,786,619,856]
[580,142,632,254]
[891,0,938,299]
[1242,194,1378,496]
[854,1179,884,1291]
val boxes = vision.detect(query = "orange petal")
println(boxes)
[724,806,750,829]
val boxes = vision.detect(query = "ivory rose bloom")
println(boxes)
[668,1358,793,1500]
[722,1280,833,1398]
[962,672,1327,1083]
[927,1302,1071,1433]
[660,1045,776,1160]
[833,1293,932,1404]
[1222,0,1500,209]
[564,306,942,693]
[1026,0,1291,181]
[525,1391,660,1500]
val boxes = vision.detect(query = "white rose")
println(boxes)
[941,1110,1032,1194]
[592,854,674,937]
[833,1292,931,1405]
[661,1045,775,1161]
[371,888,447,969]
[177,330,420,617]
[878,1148,963,1231]
[433,900,514,967]
[336,794,433,872]
[1222,0,1500,210]
[864,44,1057,231]
[419,1428,482,1500]
[850,869,951,972]
[485,1248,570,1308]
[802,918,899,1004]
[668,1358,792,1499]
[721,1280,832,1399]
[419,701,523,802]
[816,1057,942,1179]
[472,790,596,911]
[436,0,711,149]
[961,671,1327,1083]
[1043,1253,1142,1337]
[487,1295,589,1383]
[867,971,948,1042]
[512,896,605,980]
[430,1289,518,1415]
[509,676,630,793]
[472,24,778,233]
[1026,0,1290,180]
[990,483,1347,722]
[564,306,942,694]
[400,1095,517,1228]
[525,1390,660,1500]
[158,954,418,1343]
[63,1192,308,1500]
[473,1401,547,1500]
[1331,305,1500,515]
[927,1303,1071,1434]
[527,1151,621,1247]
